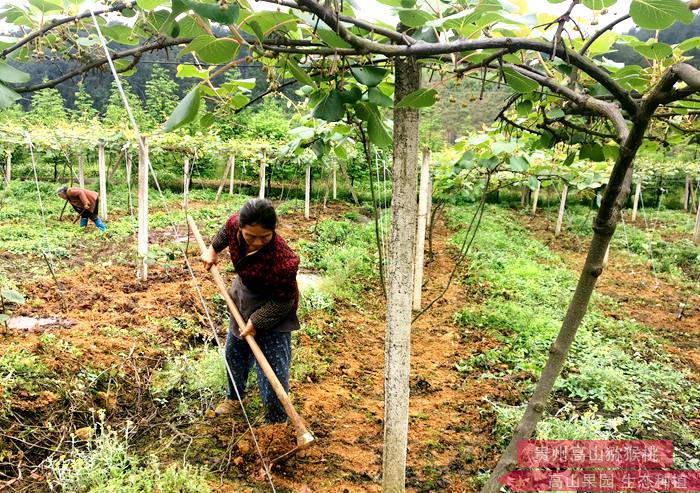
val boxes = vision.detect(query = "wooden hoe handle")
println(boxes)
[187,216,313,447]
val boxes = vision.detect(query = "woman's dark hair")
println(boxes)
[239,198,277,230]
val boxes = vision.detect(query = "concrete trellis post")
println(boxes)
[4,151,10,185]
[332,164,337,200]
[412,148,431,311]
[258,158,266,199]
[532,180,541,215]
[304,162,311,220]
[554,184,568,236]
[98,144,107,220]
[631,181,642,221]
[78,154,85,188]
[138,137,149,281]
[229,155,235,196]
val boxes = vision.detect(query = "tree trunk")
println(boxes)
[338,160,359,205]
[412,148,431,311]
[531,180,541,215]
[304,162,311,220]
[215,156,233,201]
[107,151,124,182]
[229,155,235,195]
[183,156,190,209]
[138,137,149,281]
[383,55,420,493]
[684,175,691,211]
[332,164,337,200]
[631,181,642,221]
[520,185,530,208]
[482,111,649,493]
[554,184,568,236]
[258,159,266,200]
[98,145,107,220]
[78,154,85,189]
[4,151,10,185]
[323,168,331,210]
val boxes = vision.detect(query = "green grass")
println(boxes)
[449,204,700,467]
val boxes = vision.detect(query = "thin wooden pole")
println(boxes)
[98,144,107,220]
[531,180,541,215]
[78,154,85,188]
[183,156,190,209]
[215,156,232,202]
[684,175,691,211]
[304,162,311,219]
[554,184,568,236]
[631,181,642,221]
[229,155,235,196]
[694,192,700,245]
[125,151,133,216]
[138,137,149,281]
[413,148,431,311]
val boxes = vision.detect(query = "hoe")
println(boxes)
[187,216,314,463]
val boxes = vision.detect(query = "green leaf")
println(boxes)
[28,0,63,13]
[312,140,327,158]
[0,83,21,108]
[611,65,648,91]
[0,61,29,84]
[563,152,576,167]
[367,106,392,148]
[509,155,529,172]
[176,64,211,79]
[547,107,565,119]
[579,142,606,162]
[316,28,353,48]
[163,85,202,132]
[582,0,617,9]
[1,288,24,304]
[350,66,387,87]
[677,36,700,52]
[398,9,435,28]
[334,145,348,160]
[240,12,298,40]
[395,88,438,108]
[503,67,538,93]
[528,176,539,190]
[136,0,167,10]
[629,0,693,30]
[490,140,517,155]
[182,0,239,24]
[632,41,673,60]
[368,86,393,107]
[285,56,316,89]
[516,100,532,116]
[101,24,140,46]
[377,0,416,7]
[178,15,210,38]
[313,90,345,122]
[179,35,240,64]
[339,86,362,104]
[200,112,216,128]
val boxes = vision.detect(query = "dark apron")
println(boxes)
[228,275,300,338]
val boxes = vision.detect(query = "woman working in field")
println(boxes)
[200,198,300,423]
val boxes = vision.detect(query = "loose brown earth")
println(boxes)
[1,203,697,492]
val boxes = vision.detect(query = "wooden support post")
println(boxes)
[98,144,107,220]
[412,148,431,311]
[555,184,568,237]
[78,154,85,188]
[631,181,642,222]
[138,137,149,281]
[304,162,311,219]
[215,156,232,201]
[684,175,691,211]
[183,156,190,209]
[532,180,541,215]
[258,158,266,199]
[332,164,337,200]
[4,151,10,185]
[229,155,235,196]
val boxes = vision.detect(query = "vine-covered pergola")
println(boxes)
[2,0,700,490]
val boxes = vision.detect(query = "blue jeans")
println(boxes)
[225,330,291,423]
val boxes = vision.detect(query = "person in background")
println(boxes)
[200,198,300,423]
[57,186,107,232]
